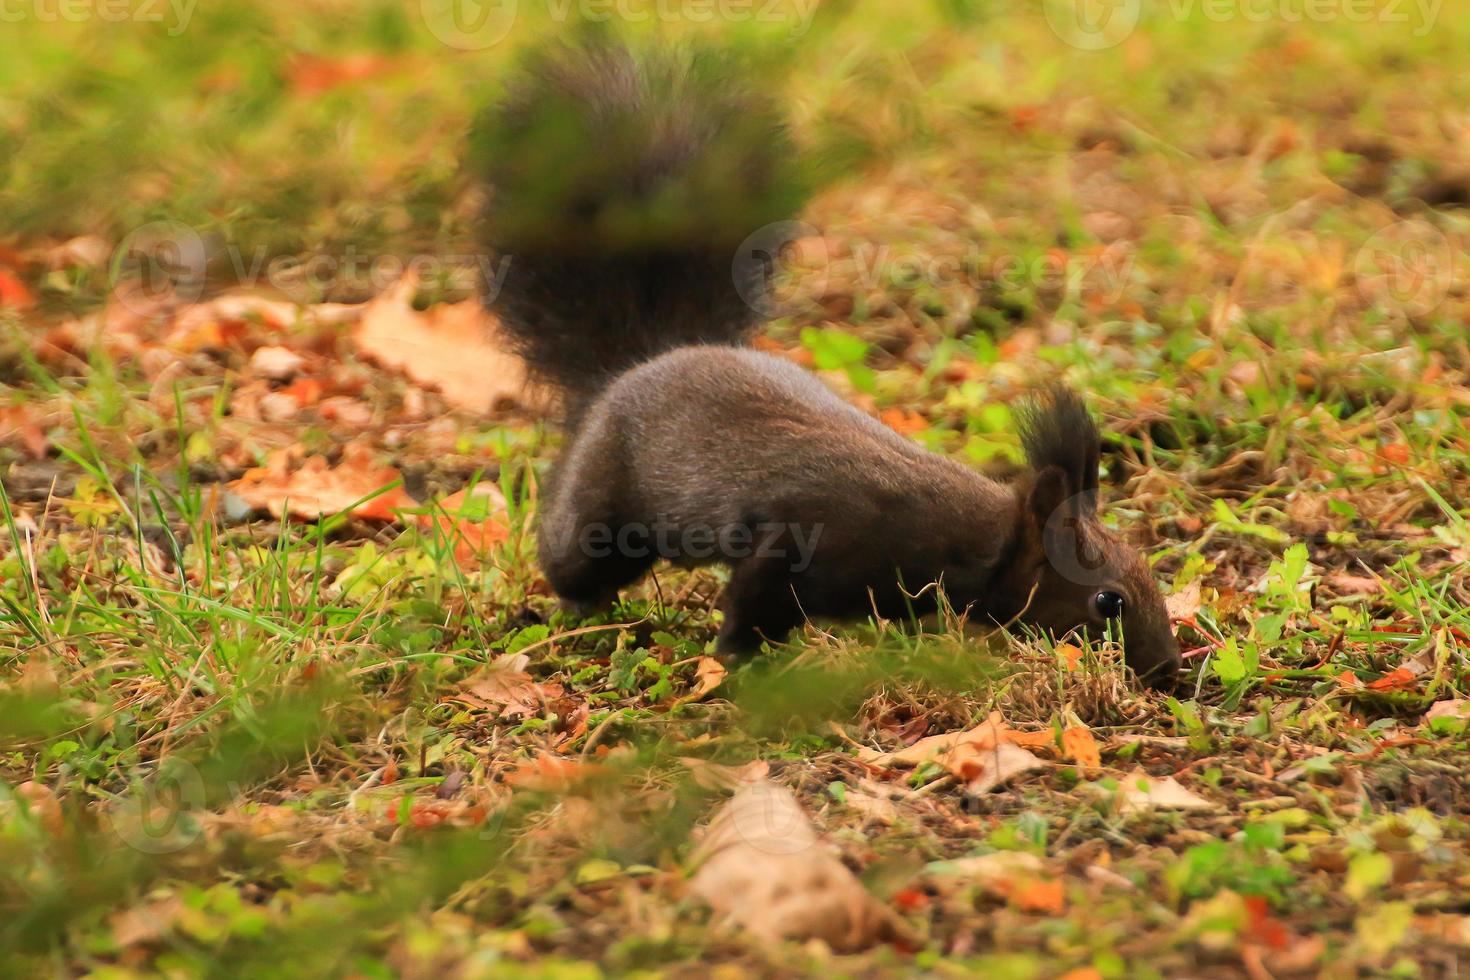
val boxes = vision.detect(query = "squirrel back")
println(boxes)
[473,39,811,426]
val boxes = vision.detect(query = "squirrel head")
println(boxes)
[991,388,1181,689]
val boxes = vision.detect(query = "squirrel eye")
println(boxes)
[1093,590,1125,620]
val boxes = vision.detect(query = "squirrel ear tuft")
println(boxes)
[1026,465,1071,533]
[1016,386,1100,514]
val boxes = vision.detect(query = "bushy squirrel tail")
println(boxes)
[472,38,811,426]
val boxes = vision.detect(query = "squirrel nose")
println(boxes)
[1131,634,1183,691]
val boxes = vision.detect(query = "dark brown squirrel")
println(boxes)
[475,40,1182,687]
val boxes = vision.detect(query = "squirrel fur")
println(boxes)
[477,40,1181,686]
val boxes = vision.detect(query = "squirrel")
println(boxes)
[475,40,1182,688]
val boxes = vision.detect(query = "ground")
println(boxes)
[2,3,1469,977]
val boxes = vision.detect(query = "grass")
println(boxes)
[2,1,1469,976]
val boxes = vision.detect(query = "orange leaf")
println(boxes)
[354,275,543,414]
[1056,642,1084,671]
[1011,877,1064,915]
[1062,727,1101,769]
[0,270,34,307]
[225,446,418,522]
[1243,895,1292,951]
[1379,443,1411,465]
[879,408,928,435]
[1367,667,1418,691]
[420,482,511,568]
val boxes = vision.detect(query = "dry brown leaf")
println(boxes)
[858,710,1010,766]
[1425,699,1470,724]
[0,405,49,460]
[925,851,1043,895]
[451,654,564,720]
[225,445,418,522]
[672,657,727,707]
[689,777,917,952]
[1117,767,1215,812]
[1327,572,1381,596]
[679,758,768,792]
[959,740,1048,795]
[248,345,307,380]
[354,276,539,414]
[13,781,63,835]
[1165,579,1203,621]
[842,790,898,825]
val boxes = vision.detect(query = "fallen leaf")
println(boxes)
[13,781,63,835]
[354,275,540,414]
[843,790,898,825]
[248,345,307,380]
[44,235,110,270]
[1012,877,1065,915]
[1165,579,1203,621]
[858,710,1010,767]
[1058,969,1104,980]
[959,740,1047,795]
[225,445,418,521]
[451,654,564,720]
[672,657,727,706]
[688,777,917,952]
[506,754,595,792]
[1116,767,1215,812]
[0,406,50,459]
[1425,699,1470,724]
[288,52,391,95]
[1056,642,1084,670]
[679,758,769,792]
[0,270,35,307]
[419,481,511,568]
[1327,572,1381,596]
[925,851,1043,895]
[1367,667,1418,691]
[1062,726,1101,769]
[861,711,1047,793]
[879,408,928,435]
[1336,670,1363,689]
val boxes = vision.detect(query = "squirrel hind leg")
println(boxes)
[537,509,655,611]
[715,558,803,657]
